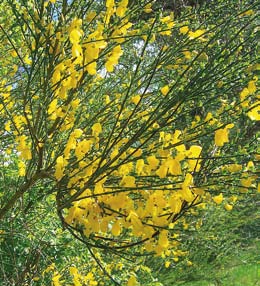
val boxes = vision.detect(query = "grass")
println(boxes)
[223,263,260,286]
[160,242,260,286]
[181,263,260,286]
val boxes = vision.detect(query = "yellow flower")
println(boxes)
[180,26,189,34]
[72,129,83,138]
[166,158,182,175]
[247,102,260,121]
[213,193,223,204]
[158,230,169,248]
[240,87,250,101]
[183,50,191,60]
[160,85,169,96]
[69,29,82,44]
[144,3,152,13]
[116,0,128,17]
[72,43,82,58]
[48,99,58,115]
[147,155,159,170]
[16,135,32,160]
[241,177,254,188]
[188,29,206,39]
[127,275,138,286]
[186,145,202,171]
[92,122,102,136]
[52,272,62,286]
[111,220,121,236]
[86,62,97,75]
[225,203,233,211]
[156,164,168,178]
[106,0,115,8]
[187,260,193,266]
[214,124,234,146]
[24,54,32,65]
[18,161,26,176]
[181,186,194,203]
[54,156,67,180]
[225,164,242,173]
[248,79,257,94]
[105,45,123,72]
[131,95,141,105]
[120,175,136,187]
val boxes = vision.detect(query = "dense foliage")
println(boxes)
[0,0,259,285]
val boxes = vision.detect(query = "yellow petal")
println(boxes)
[92,122,102,136]
[224,203,233,211]
[131,95,141,105]
[188,29,206,39]
[158,230,169,248]
[111,220,121,236]
[160,85,169,96]
[86,62,97,75]
[180,26,189,34]
[213,193,223,204]
[248,104,260,121]
[127,275,138,286]
[69,29,82,44]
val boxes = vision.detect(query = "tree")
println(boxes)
[0,0,259,285]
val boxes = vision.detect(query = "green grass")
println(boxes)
[181,263,260,286]
[222,263,260,286]
[160,242,260,286]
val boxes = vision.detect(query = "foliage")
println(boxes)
[0,0,259,285]
[152,193,260,284]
